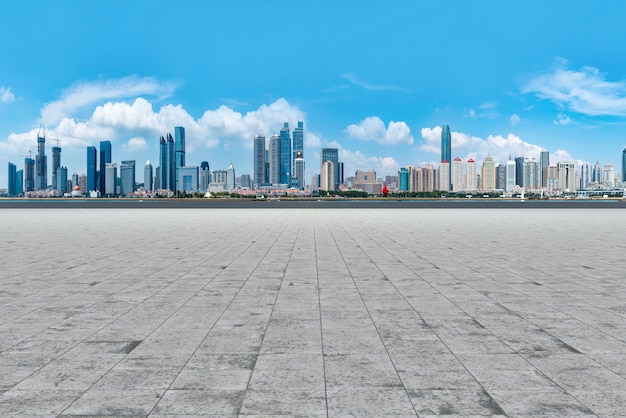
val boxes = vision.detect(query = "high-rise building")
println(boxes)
[226,163,236,190]
[441,125,451,188]
[514,156,524,187]
[86,146,97,192]
[292,121,303,180]
[175,126,185,192]
[540,149,549,188]
[99,140,112,194]
[279,122,291,184]
[120,160,136,196]
[506,156,516,192]
[320,160,335,191]
[51,146,61,190]
[465,158,477,191]
[481,155,495,191]
[557,162,576,191]
[78,174,86,194]
[269,134,281,184]
[16,170,23,196]
[35,135,47,190]
[144,160,153,192]
[24,157,35,192]
[200,161,210,190]
[337,162,344,187]
[592,160,602,183]
[398,167,410,191]
[58,167,68,194]
[495,164,506,190]
[438,161,450,192]
[523,159,540,189]
[321,148,340,190]
[603,161,615,186]
[253,134,266,187]
[293,149,305,189]
[622,147,626,182]
[8,162,16,196]
[167,133,175,192]
[239,174,252,189]
[580,161,591,189]
[105,163,117,196]
[452,157,463,192]
[546,164,558,191]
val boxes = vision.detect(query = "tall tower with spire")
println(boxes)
[441,125,451,189]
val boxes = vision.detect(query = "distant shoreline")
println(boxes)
[1,198,625,209]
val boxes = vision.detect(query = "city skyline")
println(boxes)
[2,2,626,187]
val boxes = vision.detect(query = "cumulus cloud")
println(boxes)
[41,76,177,124]
[510,114,520,125]
[339,148,400,176]
[123,137,148,151]
[0,86,15,102]
[523,58,626,116]
[345,116,413,145]
[2,95,307,158]
[420,125,556,166]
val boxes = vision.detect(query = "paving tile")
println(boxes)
[1,208,626,416]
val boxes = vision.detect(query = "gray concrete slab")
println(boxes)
[1,208,625,417]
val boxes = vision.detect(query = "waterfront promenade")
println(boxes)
[0,208,625,416]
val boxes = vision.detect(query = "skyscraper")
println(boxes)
[144,160,153,192]
[87,146,97,192]
[558,162,576,191]
[253,134,266,187]
[465,158,477,191]
[320,160,335,191]
[603,161,615,186]
[120,160,136,196]
[452,157,463,192]
[99,140,112,193]
[51,146,61,190]
[8,162,16,196]
[105,163,117,196]
[514,156,525,187]
[200,161,210,190]
[167,133,175,192]
[540,149,549,187]
[399,167,409,191]
[24,157,34,192]
[35,134,47,190]
[175,126,185,191]
[506,156,516,192]
[269,134,281,184]
[481,154,495,191]
[226,163,236,190]
[580,161,591,189]
[294,149,305,189]
[321,148,339,190]
[58,167,68,194]
[622,147,626,182]
[292,121,303,180]
[441,125,451,188]
[16,170,23,196]
[496,164,506,190]
[279,122,291,184]
[523,159,540,189]
[438,161,450,192]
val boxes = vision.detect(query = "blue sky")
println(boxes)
[2,1,626,187]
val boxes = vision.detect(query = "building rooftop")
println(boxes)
[0,207,625,416]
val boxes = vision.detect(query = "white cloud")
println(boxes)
[345,116,413,145]
[41,76,177,124]
[523,58,626,116]
[553,112,571,125]
[123,137,148,151]
[0,86,15,102]
[420,125,554,165]
[3,95,306,158]
[339,148,400,176]
[510,114,520,125]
